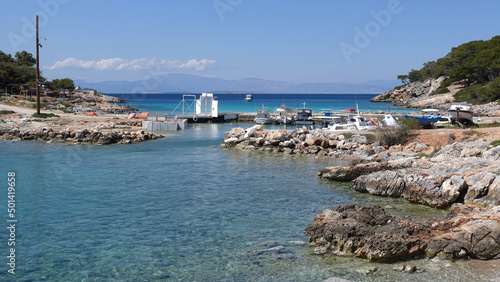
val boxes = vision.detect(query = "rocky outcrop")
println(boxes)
[370,77,446,105]
[221,125,398,161]
[304,204,500,261]
[0,123,163,145]
[320,140,500,208]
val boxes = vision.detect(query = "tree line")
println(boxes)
[397,35,500,104]
[0,50,74,92]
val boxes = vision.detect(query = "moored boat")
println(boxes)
[346,114,376,130]
[275,105,293,124]
[323,116,358,131]
[294,108,314,125]
[245,94,253,102]
[403,114,441,126]
[254,106,272,124]
[448,103,473,125]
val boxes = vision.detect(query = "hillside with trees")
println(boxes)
[0,50,74,92]
[396,36,500,104]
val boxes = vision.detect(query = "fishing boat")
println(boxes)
[448,103,473,125]
[294,102,314,125]
[254,106,272,124]
[294,108,314,125]
[403,112,441,126]
[275,105,293,124]
[245,94,253,102]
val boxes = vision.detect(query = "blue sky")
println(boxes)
[1,0,499,84]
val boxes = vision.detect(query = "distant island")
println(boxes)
[74,75,399,94]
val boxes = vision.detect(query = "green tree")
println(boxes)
[0,51,14,63]
[397,74,409,85]
[14,51,36,67]
[49,78,75,90]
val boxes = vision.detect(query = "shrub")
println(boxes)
[447,133,456,144]
[0,110,15,115]
[377,117,420,146]
[415,146,441,159]
[490,140,500,148]
[32,113,59,118]
[362,133,377,144]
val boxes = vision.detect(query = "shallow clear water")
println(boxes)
[0,122,491,280]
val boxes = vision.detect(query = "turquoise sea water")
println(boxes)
[0,95,489,281]
[108,93,414,115]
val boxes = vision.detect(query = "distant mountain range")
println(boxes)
[74,74,399,94]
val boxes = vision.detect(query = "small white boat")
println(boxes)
[254,106,272,124]
[323,116,358,132]
[245,94,253,102]
[448,103,473,125]
[346,114,376,130]
[275,105,293,124]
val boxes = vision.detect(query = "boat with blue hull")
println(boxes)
[403,115,441,126]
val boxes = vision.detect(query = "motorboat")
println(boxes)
[254,106,272,124]
[323,116,358,131]
[275,105,293,124]
[346,114,376,130]
[294,108,314,125]
[448,103,473,125]
[245,94,253,102]
[294,102,314,125]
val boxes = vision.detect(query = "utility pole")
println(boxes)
[36,15,40,115]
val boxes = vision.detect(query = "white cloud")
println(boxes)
[179,59,216,71]
[45,57,216,71]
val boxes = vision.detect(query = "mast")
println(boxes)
[36,15,40,115]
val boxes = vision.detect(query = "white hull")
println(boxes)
[254,118,272,124]
[448,110,473,123]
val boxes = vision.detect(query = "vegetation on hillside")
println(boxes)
[397,36,500,104]
[0,50,74,92]
[0,50,38,88]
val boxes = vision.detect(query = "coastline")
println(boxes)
[221,124,500,266]
[3,94,500,279]
[0,103,162,145]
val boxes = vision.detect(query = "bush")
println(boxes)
[377,117,420,146]
[32,112,59,118]
[0,110,15,115]
[490,140,500,148]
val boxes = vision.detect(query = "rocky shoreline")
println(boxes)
[0,105,163,145]
[221,125,500,262]
[0,120,162,145]
[305,203,500,261]
[370,77,500,117]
